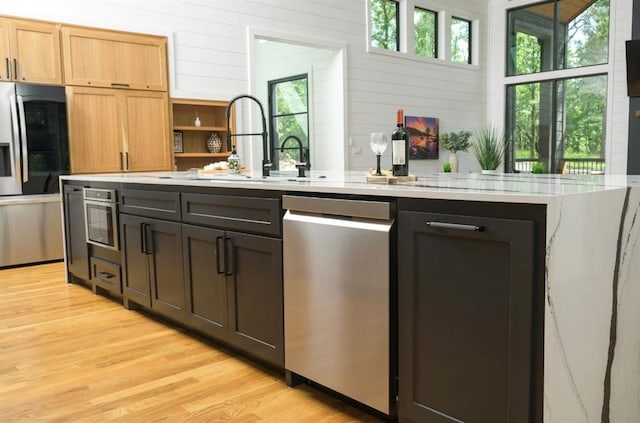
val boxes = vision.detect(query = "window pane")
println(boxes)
[273,80,308,115]
[451,17,471,64]
[415,7,437,58]
[506,75,607,174]
[269,75,309,172]
[560,0,609,70]
[558,75,607,174]
[507,0,609,76]
[370,0,399,51]
[507,1,555,76]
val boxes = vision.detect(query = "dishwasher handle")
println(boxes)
[283,195,392,220]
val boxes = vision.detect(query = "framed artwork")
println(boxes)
[173,131,183,153]
[405,116,439,159]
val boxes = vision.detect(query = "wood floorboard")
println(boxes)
[0,262,384,422]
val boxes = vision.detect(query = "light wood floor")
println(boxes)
[0,262,384,422]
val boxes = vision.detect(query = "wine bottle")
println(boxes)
[392,109,409,176]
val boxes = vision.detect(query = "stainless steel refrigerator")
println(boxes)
[0,82,69,267]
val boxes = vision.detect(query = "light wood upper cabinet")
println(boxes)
[62,26,168,91]
[0,17,62,84]
[67,86,171,174]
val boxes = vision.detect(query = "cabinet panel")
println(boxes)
[227,231,283,367]
[91,256,122,294]
[62,26,167,91]
[182,224,228,339]
[148,219,185,323]
[182,193,281,236]
[121,214,151,307]
[67,87,171,174]
[11,20,62,84]
[0,18,62,84]
[398,210,534,423]
[66,87,122,173]
[121,188,181,221]
[63,184,89,280]
[124,91,171,171]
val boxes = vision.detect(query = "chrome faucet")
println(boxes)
[280,135,310,178]
[225,94,272,177]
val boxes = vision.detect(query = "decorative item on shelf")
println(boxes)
[472,126,507,172]
[443,162,452,172]
[173,131,183,153]
[228,147,241,174]
[206,132,222,153]
[440,130,472,173]
[194,116,201,127]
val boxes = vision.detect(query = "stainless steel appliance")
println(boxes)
[283,195,395,414]
[0,82,69,267]
[84,188,119,251]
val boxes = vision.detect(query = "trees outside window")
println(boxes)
[370,0,399,51]
[415,7,437,58]
[451,17,471,64]
[268,75,309,172]
[506,0,609,174]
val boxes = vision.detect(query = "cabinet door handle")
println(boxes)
[144,223,154,254]
[215,235,225,275]
[120,152,124,171]
[111,83,131,88]
[125,152,129,170]
[426,221,484,232]
[140,223,147,253]
[97,271,115,280]
[13,58,17,80]
[4,58,8,79]
[224,236,234,276]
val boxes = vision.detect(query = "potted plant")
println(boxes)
[531,161,545,174]
[442,162,452,173]
[472,126,507,172]
[440,130,472,172]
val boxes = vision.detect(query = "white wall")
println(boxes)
[1,0,490,173]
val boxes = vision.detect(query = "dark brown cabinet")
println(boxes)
[120,187,185,323]
[63,183,89,281]
[398,208,537,423]
[121,213,185,323]
[181,192,283,368]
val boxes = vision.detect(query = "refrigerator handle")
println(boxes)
[16,95,28,183]
[8,94,21,183]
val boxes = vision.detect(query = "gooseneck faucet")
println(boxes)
[280,135,310,178]
[225,94,272,177]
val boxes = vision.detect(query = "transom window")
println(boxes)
[451,17,471,64]
[370,0,399,52]
[415,7,438,58]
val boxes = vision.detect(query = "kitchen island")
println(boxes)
[60,171,640,423]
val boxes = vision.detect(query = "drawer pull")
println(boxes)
[426,221,484,232]
[97,271,114,280]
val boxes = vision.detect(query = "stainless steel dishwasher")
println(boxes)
[283,195,395,415]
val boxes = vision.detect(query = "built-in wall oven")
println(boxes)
[84,188,118,251]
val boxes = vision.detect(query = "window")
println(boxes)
[370,0,399,51]
[507,0,610,76]
[414,7,437,58]
[505,0,609,174]
[268,74,309,171]
[451,17,471,64]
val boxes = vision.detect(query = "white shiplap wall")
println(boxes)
[1,0,490,172]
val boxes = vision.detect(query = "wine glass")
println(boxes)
[370,132,389,176]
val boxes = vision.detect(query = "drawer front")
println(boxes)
[91,257,122,294]
[182,193,281,236]
[120,188,181,221]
